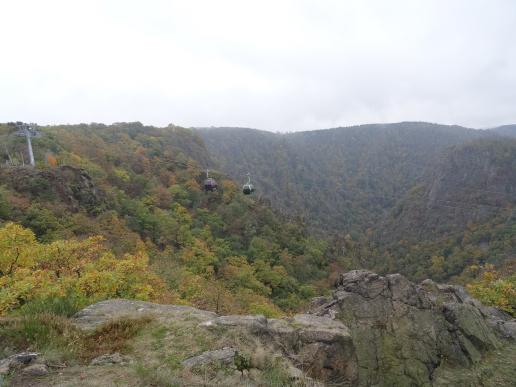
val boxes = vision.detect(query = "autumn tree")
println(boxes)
[0,223,169,315]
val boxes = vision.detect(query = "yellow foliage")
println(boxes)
[176,270,280,316]
[0,223,169,315]
[221,256,270,296]
[466,264,516,316]
[185,178,201,192]
[221,179,237,203]
[430,255,445,276]
[62,152,106,177]
[0,223,36,276]
[180,238,217,278]
[113,167,131,182]
[233,288,283,317]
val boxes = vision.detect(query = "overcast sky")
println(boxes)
[1,0,515,132]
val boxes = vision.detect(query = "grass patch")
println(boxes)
[81,316,153,362]
[150,326,168,350]
[165,353,182,371]
[262,359,293,387]
[17,293,86,318]
[190,361,234,378]
[0,313,82,361]
[134,362,180,387]
[0,312,154,366]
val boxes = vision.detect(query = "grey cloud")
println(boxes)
[0,0,515,131]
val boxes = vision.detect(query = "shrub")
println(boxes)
[0,187,11,219]
[467,264,516,316]
[0,313,81,360]
[17,290,86,317]
[0,223,169,315]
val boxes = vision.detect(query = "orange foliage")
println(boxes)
[46,153,58,167]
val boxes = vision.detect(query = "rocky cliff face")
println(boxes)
[310,270,515,386]
[4,271,514,386]
[0,165,104,213]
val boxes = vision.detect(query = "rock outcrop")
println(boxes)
[73,299,358,385]
[90,353,132,366]
[0,165,104,213]
[199,313,358,384]
[309,270,515,386]
[181,347,237,368]
[70,271,516,386]
[21,363,49,377]
[0,353,38,376]
[73,299,216,331]
[8,271,513,386]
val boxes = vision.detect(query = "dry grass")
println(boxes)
[0,312,153,366]
[1,312,329,386]
[80,315,154,361]
[0,313,81,360]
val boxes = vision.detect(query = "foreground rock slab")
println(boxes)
[0,353,39,376]
[90,353,132,366]
[63,270,514,386]
[181,347,236,368]
[310,270,515,386]
[73,299,216,331]
[200,312,358,384]
[21,364,49,377]
[73,300,358,385]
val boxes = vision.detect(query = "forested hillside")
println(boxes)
[381,137,516,242]
[1,121,514,319]
[197,123,515,285]
[196,122,486,234]
[363,137,516,283]
[493,124,516,138]
[0,122,332,318]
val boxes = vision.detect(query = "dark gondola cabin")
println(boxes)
[204,177,218,192]
[242,173,254,195]
[203,170,218,192]
[242,183,254,195]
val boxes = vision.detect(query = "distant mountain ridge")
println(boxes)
[196,122,508,234]
[1,120,513,285]
[196,122,516,281]
[492,124,516,137]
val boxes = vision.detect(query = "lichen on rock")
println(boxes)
[310,270,515,386]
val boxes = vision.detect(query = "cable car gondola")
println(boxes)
[204,170,218,192]
[242,173,255,195]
